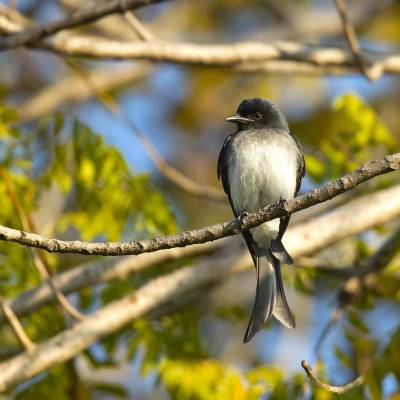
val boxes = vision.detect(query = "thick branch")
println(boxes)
[0,4,399,79]
[0,0,167,50]
[39,38,399,80]
[0,153,398,256]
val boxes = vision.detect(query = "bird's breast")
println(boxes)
[228,132,298,215]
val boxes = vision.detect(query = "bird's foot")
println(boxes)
[278,198,289,211]
[239,211,249,229]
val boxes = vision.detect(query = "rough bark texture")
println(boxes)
[0,153,398,256]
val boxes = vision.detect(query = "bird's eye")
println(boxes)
[253,112,262,120]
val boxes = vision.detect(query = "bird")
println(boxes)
[217,98,305,343]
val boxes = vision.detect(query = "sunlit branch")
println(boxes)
[3,183,400,327]
[1,5,399,79]
[0,153,398,256]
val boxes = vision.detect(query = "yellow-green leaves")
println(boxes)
[307,93,397,182]
[159,359,247,400]
[41,117,177,241]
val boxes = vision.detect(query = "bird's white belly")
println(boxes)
[228,139,297,247]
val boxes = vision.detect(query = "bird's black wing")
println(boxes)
[293,134,306,195]
[217,134,233,197]
[217,134,258,265]
[273,133,306,263]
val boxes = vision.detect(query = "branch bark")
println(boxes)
[0,153,398,256]
[42,38,400,80]
[1,6,399,79]
[334,0,374,80]
[3,183,400,330]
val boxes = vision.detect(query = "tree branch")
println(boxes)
[0,0,168,50]
[0,153,398,256]
[40,38,400,80]
[0,300,35,352]
[0,181,400,389]
[1,4,399,79]
[301,360,364,394]
[3,183,400,326]
[334,0,374,80]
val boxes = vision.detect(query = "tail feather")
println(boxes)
[272,257,295,329]
[243,248,276,343]
[271,239,293,265]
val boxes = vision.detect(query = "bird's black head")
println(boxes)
[226,98,288,131]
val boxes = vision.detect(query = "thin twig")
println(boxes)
[301,360,364,394]
[0,300,35,351]
[124,11,154,41]
[62,58,225,201]
[334,0,374,81]
[0,153,398,256]
[0,167,84,321]
[314,308,343,357]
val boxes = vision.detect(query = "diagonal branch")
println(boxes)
[0,0,168,50]
[0,300,35,352]
[3,183,400,326]
[0,153,398,256]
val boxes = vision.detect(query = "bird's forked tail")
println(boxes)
[243,247,295,343]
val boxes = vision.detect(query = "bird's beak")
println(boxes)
[226,114,253,124]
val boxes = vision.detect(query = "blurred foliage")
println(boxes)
[0,94,398,399]
[1,0,400,399]
[0,107,177,398]
[305,93,397,182]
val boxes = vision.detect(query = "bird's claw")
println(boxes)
[239,211,249,229]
